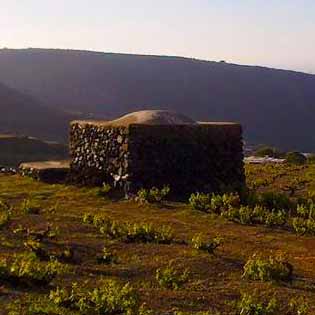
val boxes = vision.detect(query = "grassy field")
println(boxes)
[1,164,315,314]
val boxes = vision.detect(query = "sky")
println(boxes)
[1,0,315,73]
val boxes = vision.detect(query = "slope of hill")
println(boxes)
[0,48,315,150]
[0,81,73,142]
[1,164,315,313]
[0,134,68,167]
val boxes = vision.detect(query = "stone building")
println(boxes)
[69,110,245,195]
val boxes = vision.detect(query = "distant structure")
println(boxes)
[69,110,245,195]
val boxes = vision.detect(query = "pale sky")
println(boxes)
[1,0,315,73]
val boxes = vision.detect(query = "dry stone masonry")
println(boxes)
[70,110,245,195]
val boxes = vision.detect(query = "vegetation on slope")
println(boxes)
[1,164,315,313]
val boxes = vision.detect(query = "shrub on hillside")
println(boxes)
[254,146,282,158]
[21,198,41,215]
[156,261,189,290]
[49,280,140,315]
[259,192,292,211]
[236,292,279,315]
[0,252,67,286]
[97,246,118,264]
[82,213,174,244]
[292,217,315,235]
[136,186,170,204]
[191,233,222,255]
[189,192,240,213]
[242,253,293,282]
[96,183,112,197]
[285,151,307,165]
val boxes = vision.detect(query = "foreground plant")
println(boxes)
[242,253,293,282]
[136,185,170,204]
[97,246,118,264]
[189,192,240,213]
[0,252,67,286]
[50,280,141,315]
[191,233,222,255]
[236,292,279,315]
[156,261,189,290]
[21,198,41,214]
[83,213,174,244]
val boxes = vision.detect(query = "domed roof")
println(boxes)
[73,110,197,127]
[111,110,197,126]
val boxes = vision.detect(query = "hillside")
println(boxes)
[0,134,68,167]
[0,48,315,150]
[0,82,74,142]
[1,164,315,313]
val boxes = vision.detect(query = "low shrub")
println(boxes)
[124,223,174,244]
[97,183,112,197]
[242,253,293,282]
[289,297,311,315]
[191,233,222,255]
[0,252,67,286]
[286,151,307,165]
[0,209,10,229]
[259,192,292,211]
[83,213,174,244]
[49,280,140,315]
[136,186,170,204]
[222,205,287,227]
[156,261,189,290]
[21,199,41,215]
[0,200,11,229]
[24,239,49,260]
[97,246,118,264]
[189,193,240,213]
[189,193,212,212]
[236,292,279,315]
[292,217,315,235]
[296,203,315,219]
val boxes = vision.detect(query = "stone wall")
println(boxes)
[70,122,129,186]
[69,120,245,196]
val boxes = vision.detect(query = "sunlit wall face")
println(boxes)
[1,0,314,73]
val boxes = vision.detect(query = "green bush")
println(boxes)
[259,192,292,210]
[156,261,189,290]
[189,193,212,212]
[236,292,279,315]
[96,183,112,197]
[242,253,293,282]
[97,246,118,264]
[83,213,174,244]
[49,280,140,315]
[191,233,222,255]
[0,209,10,229]
[0,252,67,286]
[124,223,174,244]
[289,297,311,315]
[254,146,282,158]
[136,186,170,204]
[21,199,41,215]
[285,151,307,165]
[222,205,287,227]
[189,193,240,213]
[292,217,315,235]
[296,203,315,219]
